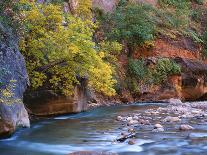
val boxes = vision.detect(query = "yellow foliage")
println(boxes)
[19,1,118,96]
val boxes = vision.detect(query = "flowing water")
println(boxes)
[1,103,207,155]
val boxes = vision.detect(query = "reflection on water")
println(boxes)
[0,103,207,155]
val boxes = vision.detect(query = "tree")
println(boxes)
[103,2,155,55]
[19,0,117,96]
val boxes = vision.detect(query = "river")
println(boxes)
[0,103,207,155]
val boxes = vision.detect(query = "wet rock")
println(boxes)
[154,124,163,129]
[139,119,150,125]
[164,116,181,122]
[133,116,139,120]
[116,116,123,121]
[68,151,117,155]
[128,128,135,133]
[127,120,138,126]
[153,127,164,132]
[191,110,201,115]
[168,98,182,105]
[121,131,129,137]
[126,117,133,121]
[179,124,194,131]
[128,139,136,145]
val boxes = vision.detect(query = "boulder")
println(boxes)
[0,22,30,138]
[24,77,89,116]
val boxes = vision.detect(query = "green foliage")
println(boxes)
[201,31,207,58]
[128,59,148,81]
[104,3,155,49]
[157,0,191,31]
[19,1,118,96]
[152,58,181,84]
[126,58,181,93]
[194,0,204,5]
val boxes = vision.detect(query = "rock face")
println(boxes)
[24,78,89,116]
[0,23,30,138]
[93,0,118,12]
[175,57,207,101]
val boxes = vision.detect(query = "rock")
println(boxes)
[168,98,182,105]
[127,120,138,126]
[128,128,135,133]
[116,116,123,121]
[0,22,30,138]
[179,124,194,131]
[191,110,201,115]
[153,127,164,132]
[121,131,129,137]
[69,151,117,155]
[133,116,139,120]
[154,124,163,129]
[24,78,89,116]
[164,116,181,122]
[92,0,118,13]
[139,119,150,125]
[126,117,133,121]
[128,139,136,145]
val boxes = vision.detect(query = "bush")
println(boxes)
[104,3,155,51]
[152,58,181,84]
[128,59,148,81]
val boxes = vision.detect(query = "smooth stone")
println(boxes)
[116,116,123,121]
[133,116,139,120]
[179,124,194,131]
[127,120,138,126]
[152,128,164,132]
[164,116,181,122]
[154,124,163,129]
[127,117,133,121]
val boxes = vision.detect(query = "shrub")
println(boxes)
[152,58,181,84]
[128,59,149,81]
[104,3,155,52]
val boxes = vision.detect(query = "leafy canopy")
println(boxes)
[19,0,118,96]
[104,2,155,49]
